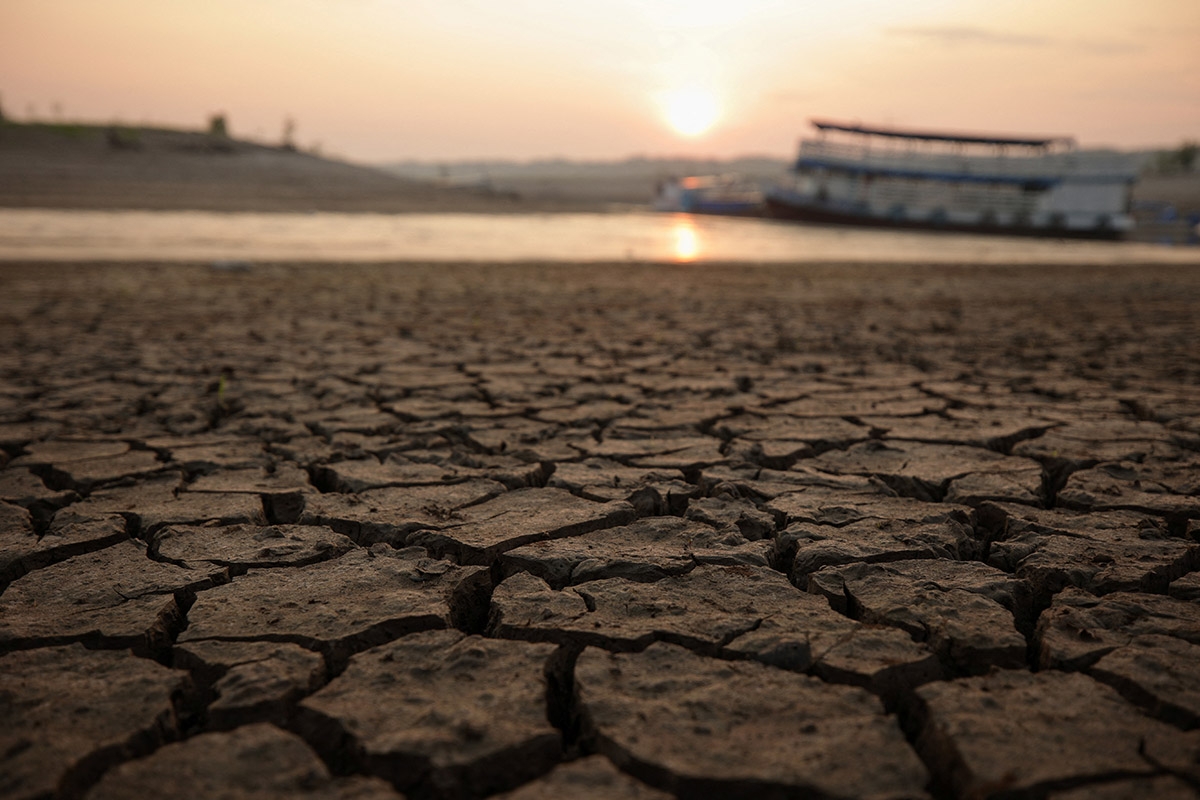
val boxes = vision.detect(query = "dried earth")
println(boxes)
[1,259,1199,799]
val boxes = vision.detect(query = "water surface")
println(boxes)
[0,208,1195,264]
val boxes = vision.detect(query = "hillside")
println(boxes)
[0,123,559,213]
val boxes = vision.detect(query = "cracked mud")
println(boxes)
[1,260,1199,799]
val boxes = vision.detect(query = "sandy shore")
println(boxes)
[2,259,1198,798]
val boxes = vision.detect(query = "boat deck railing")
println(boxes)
[798,139,1138,183]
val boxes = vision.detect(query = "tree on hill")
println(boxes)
[281,116,296,151]
[207,113,235,153]
[1154,140,1198,174]
[208,113,228,138]
[1179,141,1198,172]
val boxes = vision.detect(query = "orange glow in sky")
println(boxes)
[0,0,1197,161]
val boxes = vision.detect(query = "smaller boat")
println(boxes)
[653,175,763,216]
[765,120,1140,239]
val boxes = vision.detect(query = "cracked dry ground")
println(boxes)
[2,260,1199,800]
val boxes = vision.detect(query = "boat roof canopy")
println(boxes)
[811,119,1074,148]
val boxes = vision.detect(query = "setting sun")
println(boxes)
[662,88,719,137]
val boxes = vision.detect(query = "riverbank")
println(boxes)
[2,259,1199,798]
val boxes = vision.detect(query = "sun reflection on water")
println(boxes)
[671,217,700,261]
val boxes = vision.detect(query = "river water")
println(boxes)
[0,208,1196,264]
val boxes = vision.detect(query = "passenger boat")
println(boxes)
[653,175,763,216]
[764,120,1139,239]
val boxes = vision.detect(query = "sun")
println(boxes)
[662,87,719,137]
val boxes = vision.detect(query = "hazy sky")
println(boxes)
[2,0,1197,162]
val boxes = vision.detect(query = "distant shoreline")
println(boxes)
[1,121,1197,244]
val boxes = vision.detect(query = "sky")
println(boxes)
[1,0,1197,162]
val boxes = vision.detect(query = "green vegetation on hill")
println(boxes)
[1151,140,1198,175]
